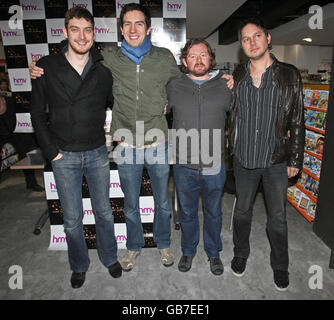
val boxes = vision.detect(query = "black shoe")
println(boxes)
[27,184,44,192]
[209,257,224,276]
[274,270,289,291]
[70,272,86,289]
[178,255,193,272]
[108,261,122,278]
[231,256,247,277]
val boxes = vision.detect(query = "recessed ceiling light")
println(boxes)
[302,38,312,42]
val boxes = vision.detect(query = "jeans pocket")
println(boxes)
[51,151,65,162]
[96,144,107,156]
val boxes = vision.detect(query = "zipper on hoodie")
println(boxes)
[198,84,202,170]
[136,64,140,116]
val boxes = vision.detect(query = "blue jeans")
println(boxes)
[233,158,289,271]
[116,142,171,251]
[51,145,118,272]
[173,164,226,258]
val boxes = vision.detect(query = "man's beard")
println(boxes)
[189,63,210,77]
[69,41,92,55]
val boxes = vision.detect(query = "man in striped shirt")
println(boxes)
[228,18,305,291]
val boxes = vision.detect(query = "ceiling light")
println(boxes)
[302,38,312,42]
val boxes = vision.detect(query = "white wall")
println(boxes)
[206,30,333,74]
[284,45,332,73]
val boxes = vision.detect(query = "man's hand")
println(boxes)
[287,167,299,178]
[29,58,44,79]
[222,74,234,90]
[52,153,63,161]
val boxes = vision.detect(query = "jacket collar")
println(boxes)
[182,69,224,84]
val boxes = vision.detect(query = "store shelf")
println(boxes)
[304,149,322,160]
[304,106,327,113]
[287,196,314,222]
[305,125,325,135]
[288,82,329,223]
[295,183,318,204]
[303,168,320,181]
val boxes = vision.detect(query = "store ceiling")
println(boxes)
[187,0,334,47]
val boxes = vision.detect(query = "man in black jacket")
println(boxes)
[30,7,122,289]
[166,39,232,276]
[228,18,305,291]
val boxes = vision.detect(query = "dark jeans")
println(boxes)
[116,142,171,251]
[173,164,226,258]
[233,158,289,271]
[51,145,118,272]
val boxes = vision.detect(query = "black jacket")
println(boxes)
[30,42,113,161]
[166,71,232,170]
[228,56,305,169]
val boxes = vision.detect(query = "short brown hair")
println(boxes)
[64,7,94,30]
[180,38,216,73]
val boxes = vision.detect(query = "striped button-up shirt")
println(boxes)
[235,61,279,169]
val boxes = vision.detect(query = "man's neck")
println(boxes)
[188,73,210,80]
[65,48,90,68]
[249,51,273,73]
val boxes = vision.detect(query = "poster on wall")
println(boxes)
[0,0,187,132]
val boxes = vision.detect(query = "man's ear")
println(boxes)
[62,26,68,39]
[267,33,271,47]
[146,26,152,36]
[182,58,187,69]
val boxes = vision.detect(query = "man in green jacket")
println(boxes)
[104,3,179,271]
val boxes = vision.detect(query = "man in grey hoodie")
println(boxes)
[166,39,232,275]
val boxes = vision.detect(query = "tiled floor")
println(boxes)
[0,169,333,300]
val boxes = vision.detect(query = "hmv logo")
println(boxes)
[72,3,88,9]
[83,209,94,216]
[50,182,57,191]
[94,27,111,34]
[167,2,182,10]
[115,234,127,241]
[2,30,18,37]
[31,53,45,60]
[13,77,27,85]
[21,4,38,11]
[51,28,63,36]
[117,3,125,9]
[110,182,121,188]
[140,207,154,214]
[18,122,31,127]
[52,235,67,243]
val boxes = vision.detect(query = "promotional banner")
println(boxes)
[0,0,187,249]
[45,164,155,250]
[0,0,187,131]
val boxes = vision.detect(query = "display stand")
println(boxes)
[287,83,329,222]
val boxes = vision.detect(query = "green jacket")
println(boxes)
[102,45,180,146]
